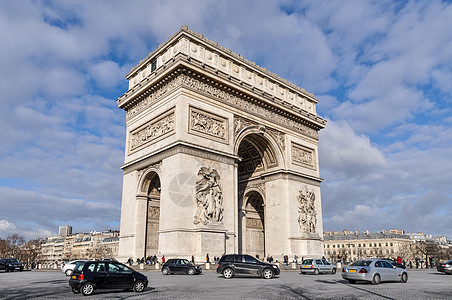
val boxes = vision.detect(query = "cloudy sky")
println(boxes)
[1,0,451,241]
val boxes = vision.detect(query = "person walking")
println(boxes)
[162,255,166,264]
[206,253,210,263]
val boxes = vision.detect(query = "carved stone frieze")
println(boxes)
[297,186,317,234]
[180,74,319,139]
[149,206,160,219]
[189,107,228,142]
[292,143,315,169]
[126,75,182,119]
[194,167,224,225]
[129,109,175,152]
[246,218,263,229]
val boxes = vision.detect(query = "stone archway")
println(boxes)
[237,133,279,259]
[139,171,161,257]
[242,191,265,259]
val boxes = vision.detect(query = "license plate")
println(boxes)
[348,269,356,273]
[303,266,309,268]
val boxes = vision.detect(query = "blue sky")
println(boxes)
[1,0,451,240]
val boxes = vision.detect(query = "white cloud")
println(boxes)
[0,220,16,232]
[319,120,386,176]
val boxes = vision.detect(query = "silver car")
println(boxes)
[300,258,336,275]
[341,259,408,285]
[61,260,89,276]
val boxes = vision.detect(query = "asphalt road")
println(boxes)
[0,269,451,299]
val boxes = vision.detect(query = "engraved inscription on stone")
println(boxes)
[130,109,175,152]
[193,167,224,225]
[189,106,227,142]
[297,186,317,234]
[292,143,315,169]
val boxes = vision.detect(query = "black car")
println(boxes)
[0,258,24,272]
[216,254,280,279]
[161,258,202,275]
[437,260,452,274]
[69,260,148,296]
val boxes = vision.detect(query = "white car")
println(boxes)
[61,260,89,276]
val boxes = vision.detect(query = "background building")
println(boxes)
[39,227,119,268]
[323,229,452,265]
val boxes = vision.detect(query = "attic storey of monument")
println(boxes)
[116,26,327,263]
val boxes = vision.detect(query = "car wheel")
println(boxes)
[262,268,274,279]
[371,273,381,285]
[401,272,408,283]
[314,268,319,275]
[133,280,146,293]
[65,269,72,276]
[347,279,356,284]
[81,282,95,296]
[222,268,234,279]
[162,267,170,275]
[188,268,195,275]
[331,268,336,274]
[71,287,81,294]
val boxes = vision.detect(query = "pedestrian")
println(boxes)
[191,255,195,264]
[206,253,210,263]
[128,257,133,266]
[162,255,166,263]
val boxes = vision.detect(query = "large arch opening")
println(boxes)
[237,133,278,259]
[140,172,161,257]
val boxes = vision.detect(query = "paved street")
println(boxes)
[0,269,451,299]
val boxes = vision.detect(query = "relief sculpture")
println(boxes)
[297,186,317,234]
[130,112,175,151]
[190,108,227,141]
[194,167,224,225]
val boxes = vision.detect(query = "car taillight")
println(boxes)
[311,265,314,269]
[79,274,85,280]
[359,268,367,273]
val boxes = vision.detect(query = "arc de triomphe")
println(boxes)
[116,26,327,263]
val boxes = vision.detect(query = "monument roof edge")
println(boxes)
[127,25,317,101]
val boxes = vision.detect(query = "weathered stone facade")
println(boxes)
[116,26,327,263]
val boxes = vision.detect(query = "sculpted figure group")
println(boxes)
[297,186,317,234]
[194,167,224,225]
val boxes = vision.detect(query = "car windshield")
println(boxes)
[302,259,313,264]
[6,259,19,263]
[350,260,372,266]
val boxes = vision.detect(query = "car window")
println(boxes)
[382,261,394,268]
[302,259,313,264]
[350,260,372,267]
[322,260,330,265]
[175,260,182,265]
[233,255,244,263]
[375,261,383,268]
[167,259,175,264]
[109,263,132,274]
[96,263,106,272]
[85,263,96,273]
[182,259,190,265]
[74,263,85,272]
[315,260,323,265]
[244,255,258,264]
